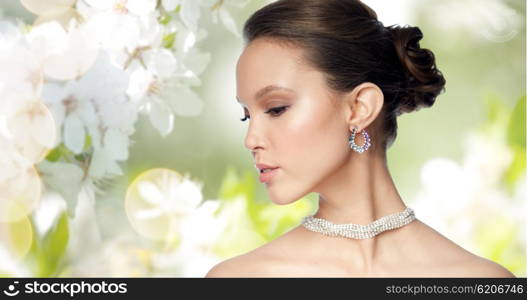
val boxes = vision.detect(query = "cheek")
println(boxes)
[267,108,348,204]
[279,105,349,178]
[266,104,349,205]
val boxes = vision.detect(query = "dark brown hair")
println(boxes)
[242,0,446,150]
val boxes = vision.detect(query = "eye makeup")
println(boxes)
[240,105,290,122]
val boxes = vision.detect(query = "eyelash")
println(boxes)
[240,106,289,122]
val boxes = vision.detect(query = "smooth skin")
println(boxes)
[206,38,515,277]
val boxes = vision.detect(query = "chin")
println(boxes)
[269,197,297,206]
[267,187,306,206]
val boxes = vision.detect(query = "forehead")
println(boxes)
[237,38,306,69]
[236,38,318,102]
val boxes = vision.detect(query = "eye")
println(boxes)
[239,106,289,122]
[266,106,289,117]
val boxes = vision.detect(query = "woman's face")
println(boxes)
[236,38,352,205]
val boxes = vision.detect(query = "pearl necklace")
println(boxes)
[301,207,416,239]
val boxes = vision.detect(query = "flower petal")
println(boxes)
[148,98,174,136]
[126,0,157,16]
[103,128,129,161]
[219,6,239,37]
[63,113,85,154]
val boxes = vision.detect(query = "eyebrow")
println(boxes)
[236,85,295,104]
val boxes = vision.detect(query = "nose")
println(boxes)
[244,121,264,154]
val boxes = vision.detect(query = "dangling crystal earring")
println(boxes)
[348,127,371,153]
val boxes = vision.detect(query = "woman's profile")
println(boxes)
[206,0,516,277]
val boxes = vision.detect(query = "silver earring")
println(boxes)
[349,127,371,153]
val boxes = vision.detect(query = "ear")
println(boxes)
[343,82,384,132]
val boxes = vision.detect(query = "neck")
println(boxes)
[306,150,412,274]
[313,150,407,224]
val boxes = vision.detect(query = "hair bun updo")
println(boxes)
[386,24,446,116]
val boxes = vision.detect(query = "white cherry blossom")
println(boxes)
[127,43,206,136]
[125,168,204,241]
[208,0,251,37]
[1,0,253,277]
[84,0,157,16]
[42,21,99,81]
[0,27,43,113]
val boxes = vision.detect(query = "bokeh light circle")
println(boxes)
[0,214,34,261]
[0,165,42,222]
[7,100,57,164]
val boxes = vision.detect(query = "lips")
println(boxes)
[255,163,279,172]
[258,167,279,183]
[255,163,279,183]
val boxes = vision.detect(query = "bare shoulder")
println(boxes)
[205,246,276,277]
[205,255,258,277]
[460,255,516,277]
[414,220,516,277]
[205,227,302,277]
[204,256,246,278]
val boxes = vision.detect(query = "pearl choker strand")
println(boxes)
[301,207,416,239]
